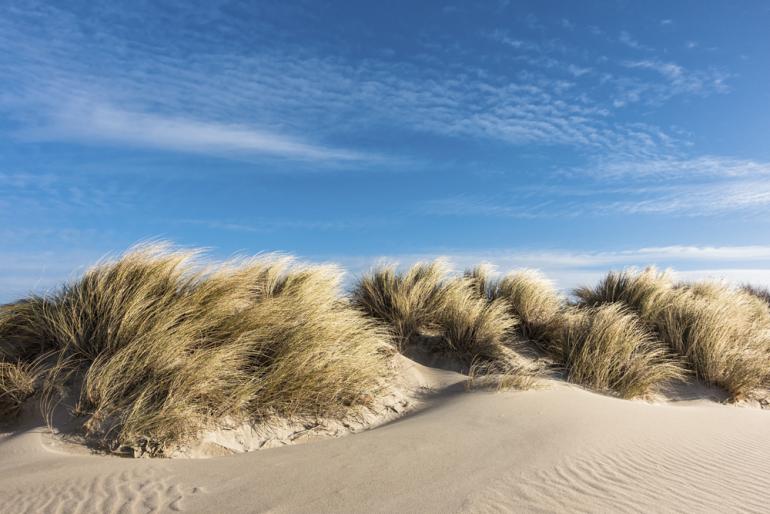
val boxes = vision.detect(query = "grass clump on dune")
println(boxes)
[547,304,684,398]
[478,268,563,345]
[352,262,529,382]
[435,279,518,364]
[574,267,672,319]
[655,286,770,398]
[0,243,393,455]
[351,262,450,348]
[576,269,770,399]
[464,266,679,397]
[0,361,38,420]
[742,284,770,307]
[467,266,681,398]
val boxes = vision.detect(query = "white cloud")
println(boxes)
[625,60,684,80]
[608,180,770,216]
[618,31,650,51]
[589,155,770,179]
[333,245,770,275]
[672,268,770,287]
[615,60,729,104]
[424,166,770,219]
[329,245,770,291]
[0,249,99,303]
[19,102,368,162]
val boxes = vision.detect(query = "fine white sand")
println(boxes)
[2,358,770,513]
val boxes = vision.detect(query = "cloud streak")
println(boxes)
[586,155,770,179]
[19,102,369,162]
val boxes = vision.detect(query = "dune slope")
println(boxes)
[1,359,769,513]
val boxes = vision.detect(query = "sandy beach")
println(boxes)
[2,357,769,513]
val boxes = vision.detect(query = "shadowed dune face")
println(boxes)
[0,243,393,455]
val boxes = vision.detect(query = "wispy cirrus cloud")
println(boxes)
[586,155,770,180]
[607,180,770,216]
[0,170,136,215]
[424,154,770,219]
[0,1,730,166]
[19,102,369,162]
[618,30,651,51]
[0,0,759,230]
[622,59,729,95]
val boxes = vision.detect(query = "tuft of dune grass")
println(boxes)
[573,267,673,320]
[655,286,770,398]
[576,270,770,399]
[742,284,770,307]
[467,357,539,391]
[353,262,531,384]
[351,262,450,348]
[435,277,518,365]
[549,304,685,399]
[464,263,497,300]
[487,269,563,345]
[0,361,38,420]
[0,243,393,454]
[464,266,683,398]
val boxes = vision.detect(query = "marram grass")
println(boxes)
[548,304,685,398]
[3,247,770,455]
[576,269,770,399]
[352,261,520,367]
[0,243,393,454]
[475,267,563,345]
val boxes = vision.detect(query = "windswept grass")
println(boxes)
[351,262,449,347]
[0,244,393,454]
[741,284,770,307]
[353,262,525,373]
[655,286,770,397]
[4,245,769,453]
[574,267,673,319]
[0,361,38,419]
[435,279,518,364]
[549,304,684,398]
[488,269,563,344]
[464,266,681,398]
[576,269,770,398]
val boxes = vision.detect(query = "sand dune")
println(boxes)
[1,358,769,513]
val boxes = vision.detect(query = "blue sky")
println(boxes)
[3,0,770,300]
